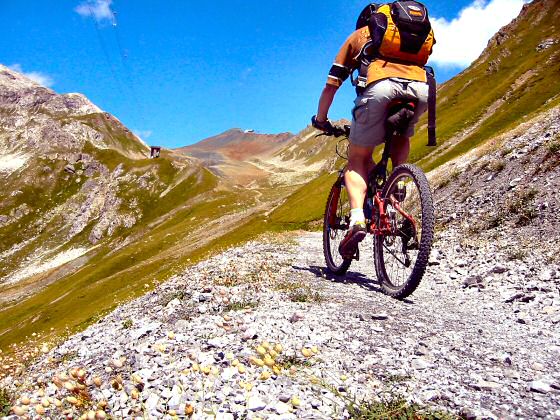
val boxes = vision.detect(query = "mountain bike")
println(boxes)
[321,100,435,300]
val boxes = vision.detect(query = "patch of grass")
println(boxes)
[0,387,13,417]
[266,171,338,228]
[276,354,313,369]
[322,379,454,420]
[547,139,560,154]
[223,300,258,312]
[344,395,453,420]
[506,188,539,226]
[487,158,506,172]
[275,280,325,303]
[161,290,188,306]
[507,248,528,261]
[289,288,324,303]
[436,168,460,190]
[500,147,514,157]
[256,231,300,247]
[122,319,133,329]
[468,211,505,234]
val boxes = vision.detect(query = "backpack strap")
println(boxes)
[425,66,437,146]
[352,41,376,95]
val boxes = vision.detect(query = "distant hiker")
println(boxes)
[312,1,435,256]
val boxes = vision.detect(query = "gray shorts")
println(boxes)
[349,78,429,148]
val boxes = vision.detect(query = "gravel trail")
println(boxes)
[3,227,559,419]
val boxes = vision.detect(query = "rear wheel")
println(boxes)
[373,164,434,299]
[323,176,352,275]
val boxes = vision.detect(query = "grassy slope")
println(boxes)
[0,165,244,348]
[0,141,224,347]
[409,0,560,170]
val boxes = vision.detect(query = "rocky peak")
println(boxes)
[476,0,559,64]
[0,65,101,117]
[0,63,146,159]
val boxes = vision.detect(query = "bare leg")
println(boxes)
[344,144,375,210]
[390,135,410,167]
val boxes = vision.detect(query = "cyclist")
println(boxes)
[312,1,435,258]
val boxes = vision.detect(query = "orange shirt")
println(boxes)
[326,26,428,88]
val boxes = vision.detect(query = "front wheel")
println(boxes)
[373,164,434,299]
[323,175,352,275]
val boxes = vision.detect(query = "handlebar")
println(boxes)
[324,124,350,138]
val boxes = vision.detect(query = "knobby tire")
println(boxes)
[374,163,434,299]
[323,176,352,275]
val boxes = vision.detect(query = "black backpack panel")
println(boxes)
[390,1,432,54]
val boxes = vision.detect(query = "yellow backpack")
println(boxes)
[369,1,435,66]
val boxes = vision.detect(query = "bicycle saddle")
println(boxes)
[386,99,417,135]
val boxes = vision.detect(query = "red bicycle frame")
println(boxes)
[369,191,418,237]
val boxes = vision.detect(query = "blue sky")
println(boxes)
[1,0,527,147]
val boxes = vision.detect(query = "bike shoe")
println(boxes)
[339,222,367,259]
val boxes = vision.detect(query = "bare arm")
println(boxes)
[316,84,339,122]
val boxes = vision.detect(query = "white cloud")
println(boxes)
[133,130,153,139]
[8,64,55,87]
[75,0,113,23]
[430,0,529,67]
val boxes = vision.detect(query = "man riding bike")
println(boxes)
[312,1,435,258]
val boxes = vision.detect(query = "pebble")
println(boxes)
[274,401,291,414]
[411,358,430,370]
[278,394,291,403]
[475,380,502,391]
[289,312,304,323]
[530,380,552,394]
[247,395,267,411]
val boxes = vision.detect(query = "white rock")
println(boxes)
[247,395,267,411]
[411,358,430,370]
[530,380,551,394]
[274,401,291,415]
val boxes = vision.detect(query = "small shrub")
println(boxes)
[59,350,79,364]
[506,188,538,226]
[161,290,188,306]
[0,387,13,417]
[276,354,313,369]
[487,159,506,172]
[478,160,490,172]
[346,396,453,419]
[289,288,324,303]
[436,168,460,190]
[500,147,513,157]
[507,248,527,261]
[277,281,324,303]
[548,140,560,154]
[122,319,133,329]
[324,382,454,420]
[224,300,258,311]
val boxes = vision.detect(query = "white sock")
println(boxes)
[349,208,365,227]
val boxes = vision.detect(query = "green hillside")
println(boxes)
[409,0,560,170]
